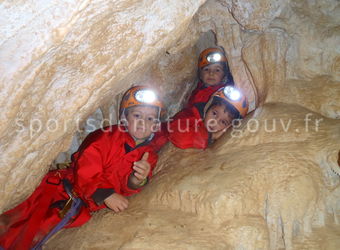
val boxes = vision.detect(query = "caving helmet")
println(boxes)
[198,47,228,70]
[204,86,248,119]
[119,86,164,119]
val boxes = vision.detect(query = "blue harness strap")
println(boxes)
[31,180,84,250]
[31,197,83,250]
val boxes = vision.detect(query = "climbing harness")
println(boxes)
[31,179,84,250]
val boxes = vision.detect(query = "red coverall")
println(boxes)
[148,123,170,152]
[186,81,226,109]
[0,125,158,249]
[168,106,209,149]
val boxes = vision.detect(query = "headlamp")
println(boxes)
[135,89,157,103]
[206,52,222,63]
[223,86,241,101]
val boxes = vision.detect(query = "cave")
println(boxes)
[1,0,340,249]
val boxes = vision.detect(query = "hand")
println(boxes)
[211,128,228,140]
[104,193,129,212]
[132,152,151,181]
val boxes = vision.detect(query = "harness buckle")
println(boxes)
[58,179,77,218]
[58,197,73,218]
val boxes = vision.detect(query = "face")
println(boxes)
[125,106,159,143]
[200,63,225,86]
[204,104,233,133]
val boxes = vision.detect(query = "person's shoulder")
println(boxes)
[89,124,118,135]
[86,124,123,142]
[173,107,196,120]
[211,82,226,90]
[101,124,120,134]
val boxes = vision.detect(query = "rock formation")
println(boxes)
[0,0,339,249]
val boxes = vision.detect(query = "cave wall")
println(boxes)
[0,0,340,248]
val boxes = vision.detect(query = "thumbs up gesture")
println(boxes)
[132,152,151,181]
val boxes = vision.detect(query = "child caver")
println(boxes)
[186,47,234,109]
[169,86,248,149]
[148,47,235,152]
[0,86,164,249]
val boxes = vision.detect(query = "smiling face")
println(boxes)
[204,103,233,133]
[199,63,225,86]
[125,106,159,143]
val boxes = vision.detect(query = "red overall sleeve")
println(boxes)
[186,82,204,108]
[186,82,226,108]
[119,148,158,196]
[72,130,116,211]
[168,109,209,149]
[148,122,169,152]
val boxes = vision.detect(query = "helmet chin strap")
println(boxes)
[157,107,161,122]
[221,75,229,85]
[119,108,127,125]
[203,97,214,119]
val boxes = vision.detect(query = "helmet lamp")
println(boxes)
[135,89,156,103]
[223,86,241,101]
[206,52,222,63]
